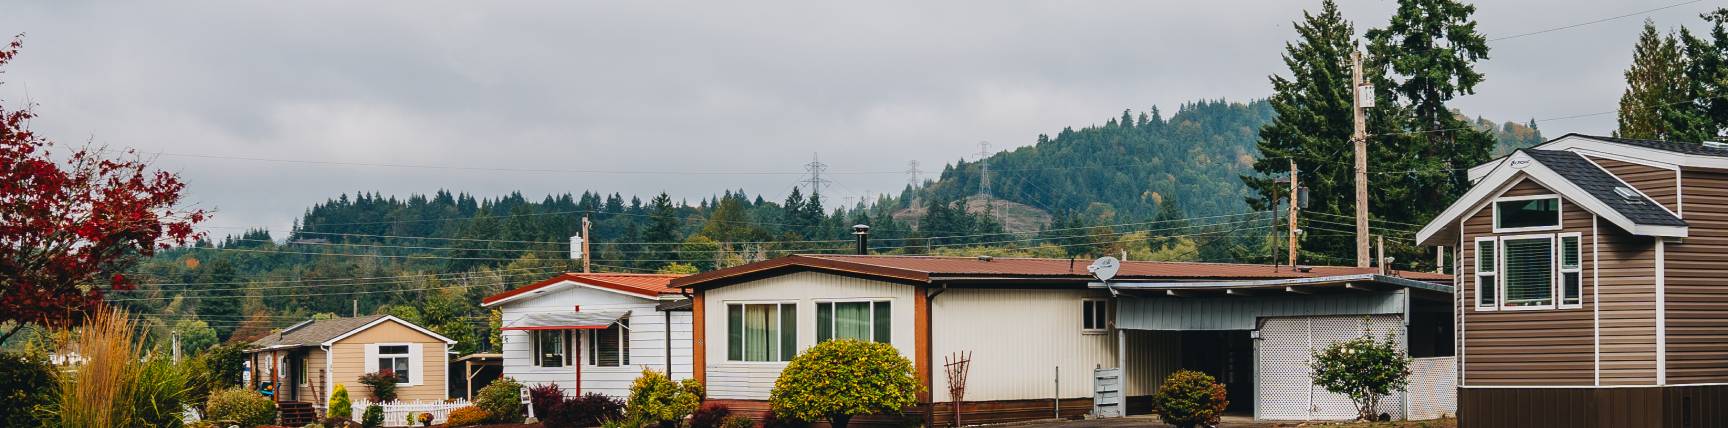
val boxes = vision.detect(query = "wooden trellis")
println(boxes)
[944,351,973,427]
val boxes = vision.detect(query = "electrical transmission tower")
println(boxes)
[976,141,992,198]
[906,160,923,188]
[803,152,830,194]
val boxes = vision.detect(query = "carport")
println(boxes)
[1093,273,1456,421]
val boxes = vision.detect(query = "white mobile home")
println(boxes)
[482,273,693,398]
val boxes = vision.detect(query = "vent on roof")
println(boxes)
[1613,186,1645,204]
[1705,141,1728,150]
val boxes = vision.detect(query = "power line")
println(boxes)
[150,151,902,176]
[1489,0,1704,42]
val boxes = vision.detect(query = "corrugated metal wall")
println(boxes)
[1116,292,1405,331]
[931,288,1116,402]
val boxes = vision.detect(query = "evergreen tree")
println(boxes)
[802,191,827,238]
[1618,21,1698,141]
[782,187,807,237]
[644,192,680,268]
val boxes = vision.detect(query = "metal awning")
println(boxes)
[501,311,627,331]
[1090,273,1453,296]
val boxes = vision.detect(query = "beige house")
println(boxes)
[245,314,456,421]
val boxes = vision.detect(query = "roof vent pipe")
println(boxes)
[852,224,871,255]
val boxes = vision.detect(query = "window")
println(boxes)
[1081,299,1108,332]
[727,303,797,362]
[1560,234,1582,307]
[295,357,308,386]
[590,318,630,367]
[1475,238,1497,308]
[377,345,411,384]
[816,301,891,343]
[1501,236,1555,307]
[1494,197,1560,231]
[534,330,571,368]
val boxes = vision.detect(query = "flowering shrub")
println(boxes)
[1310,329,1411,421]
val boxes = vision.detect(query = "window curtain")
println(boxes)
[871,301,891,343]
[835,302,871,340]
[744,304,773,361]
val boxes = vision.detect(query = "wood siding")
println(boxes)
[1459,178,1601,386]
[929,288,1117,402]
[330,320,450,402]
[1459,385,1728,428]
[1667,168,1728,384]
[497,284,693,399]
[700,271,918,400]
[1590,157,1679,213]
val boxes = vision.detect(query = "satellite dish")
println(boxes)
[1088,256,1121,282]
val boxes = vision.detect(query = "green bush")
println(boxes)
[129,357,191,427]
[361,404,384,428]
[474,377,524,423]
[0,353,56,427]
[328,383,354,419]
[446,406,491,427]
[206,388,278,427]
[185,342,248,417]
[1310,330,1411,421]
[769,340,919,428]
[625,369,703,428]
[1150,370,1228,428]
[358,370,399,402]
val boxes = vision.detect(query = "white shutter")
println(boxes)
[364,344,380,373]
[409,344,425,386]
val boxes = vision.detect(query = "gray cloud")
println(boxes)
[0,0,1713,236]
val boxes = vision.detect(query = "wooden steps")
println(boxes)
[278,401,318,426]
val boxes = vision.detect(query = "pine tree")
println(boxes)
[1618,21,1696,140]
[644,192,680,268]
[782,187,806,237]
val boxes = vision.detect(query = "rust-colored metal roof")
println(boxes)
[483,272,685,306]
[670,254,1450,288]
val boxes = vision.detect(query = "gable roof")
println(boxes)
[245,314,455,351]
[1417,148,1687,245]
[482,272,684,307]
[671,254,1450,289]
[1559,134,1728,157]
[1472,133,1728,181]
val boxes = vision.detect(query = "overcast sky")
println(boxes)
[0,1,1716,236]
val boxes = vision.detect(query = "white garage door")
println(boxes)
[1256,315,1406,421]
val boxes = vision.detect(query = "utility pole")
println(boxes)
[1376,235,1387,274]
[582,216,592,273]
[1352,50,1371,268]
[352,299,358,317]
[1289,159,1300,267]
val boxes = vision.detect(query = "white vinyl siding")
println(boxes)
[702,271,915,400]
[498,282,693,399]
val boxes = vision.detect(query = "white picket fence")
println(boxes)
[351,399,469,427]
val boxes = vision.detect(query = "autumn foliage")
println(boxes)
[0,36,205,343]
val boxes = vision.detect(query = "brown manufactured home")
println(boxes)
[1417,134,1728,428]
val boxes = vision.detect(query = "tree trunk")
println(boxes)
[831,414,853,428]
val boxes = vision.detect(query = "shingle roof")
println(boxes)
[1524,149,1687,227]
[671,254,1451,289]
[1567,133,1728,157]
[247,314,387,351]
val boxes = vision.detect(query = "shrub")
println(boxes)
[1310,329,1411,421]
[769,340,919,428]
[1150,370,1228,428]
[405,411,419,426]
[474,377,524,423]
[207,388,279,427]
[184,342,248,418]
[689,403,732,428]
[328,384,353,419]
[358,370,400,402]
[760,411,808,428]
[128,357,191,428]
[361,404,384,428]
[545,392,626,428]
[529,382,565,419]
[446,406,491,427]
[0,353,57,428]
[416,411,433,426]
[626,369,703,428]
[721,415,757,428]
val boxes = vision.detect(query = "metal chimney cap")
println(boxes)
[852,224,871,233]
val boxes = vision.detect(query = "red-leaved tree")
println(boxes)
[0,36,206,344]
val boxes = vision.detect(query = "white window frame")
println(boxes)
[1492,195,1563,233]
[1474,236,1498,311]
[815,299,893,344]
[374,343,414,386]
[532,330,571,368]
[1559,232,1584,309]
[1080,299,1109,334]
[725,301,798,364]
[1496,233,1559,311]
